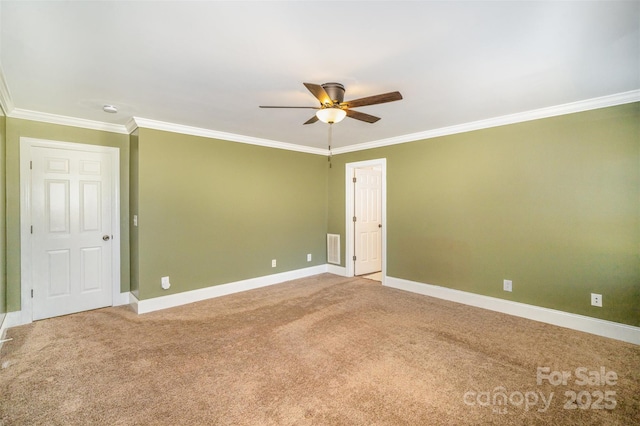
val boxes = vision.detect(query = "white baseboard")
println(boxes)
[135,264,329,314]
[128,292,140,313]
[4,310,28,328]
[1,267,333,328]
[385,276,640,345]
[0,313,10,352]
[327,264,347,277]
[0,313,7,344]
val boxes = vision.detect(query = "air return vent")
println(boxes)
[327,234,340,265]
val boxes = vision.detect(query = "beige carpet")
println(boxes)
[1,273,638,425]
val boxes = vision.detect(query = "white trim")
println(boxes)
[124,117,138,134]
[133,117,327,156]
[0,313,13,353]
[134,265,329,314]
[109,149,122,309]
[10,108,129,135]
[3,311,25,328]
[333,89,640,155]
[345,159,387,282]
[0,313,7,342]
[1,87,636,154]
[19,138,121,324]
[385,276,640,345]
[327,264,347,277]
[128,292,140,313]
[0,64,14,115]
[5,265,344,325]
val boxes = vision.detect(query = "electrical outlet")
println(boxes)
[272,259,277,268]
[161,276,171,290]
[503,279,512,292]
[591,293,602,307]
[307,253,312,262]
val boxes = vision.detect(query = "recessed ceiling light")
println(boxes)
[103,105,118,113]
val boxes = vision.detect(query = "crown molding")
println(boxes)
[8,108,130,135]
[333,89,640,155]
[2,83,637,154]
[133,117,327,156]
[125,117,139,134]
[0,65,15,115]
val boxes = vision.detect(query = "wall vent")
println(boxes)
[327,234,341,265]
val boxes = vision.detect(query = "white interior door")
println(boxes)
[354,167,382,276]
[30,146,114,320]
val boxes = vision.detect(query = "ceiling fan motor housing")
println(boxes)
[321,82,345,105]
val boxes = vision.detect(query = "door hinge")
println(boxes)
[353,177,357,183]
[31,289,34,298]
[353,216,357,222]
[30,225,33,234]
[353,255,357,261]
[30,161,33,170]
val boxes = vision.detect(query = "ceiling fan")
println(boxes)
[260,82,403,125]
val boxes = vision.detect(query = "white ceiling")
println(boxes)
[1,1,638,151]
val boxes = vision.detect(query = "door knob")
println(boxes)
[102,235,111,241]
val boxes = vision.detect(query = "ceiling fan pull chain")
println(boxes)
[328,123,333,168]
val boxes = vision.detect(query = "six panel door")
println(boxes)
[354,168,382,276]
[30,146,113,320]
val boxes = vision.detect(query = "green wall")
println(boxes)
[4,118,130,311]
[134,128,328,300]
[329,103,640,326]
[1,103,637,329]
[0,108,5,315]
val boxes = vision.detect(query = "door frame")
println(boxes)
[345,158,386,282]
[19,137,121,323]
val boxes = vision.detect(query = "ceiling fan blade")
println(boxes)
[303,83,333,106]
[259,106,319,109]
[303,115,319,125]
[346,109,381,124]
[341,91,403,108]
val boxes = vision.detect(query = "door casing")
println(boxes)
[20,137,121,323]
[345,158,386,281]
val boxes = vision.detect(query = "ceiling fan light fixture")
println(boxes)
[316,107,346,124]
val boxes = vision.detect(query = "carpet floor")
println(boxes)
[1,273,638,425]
